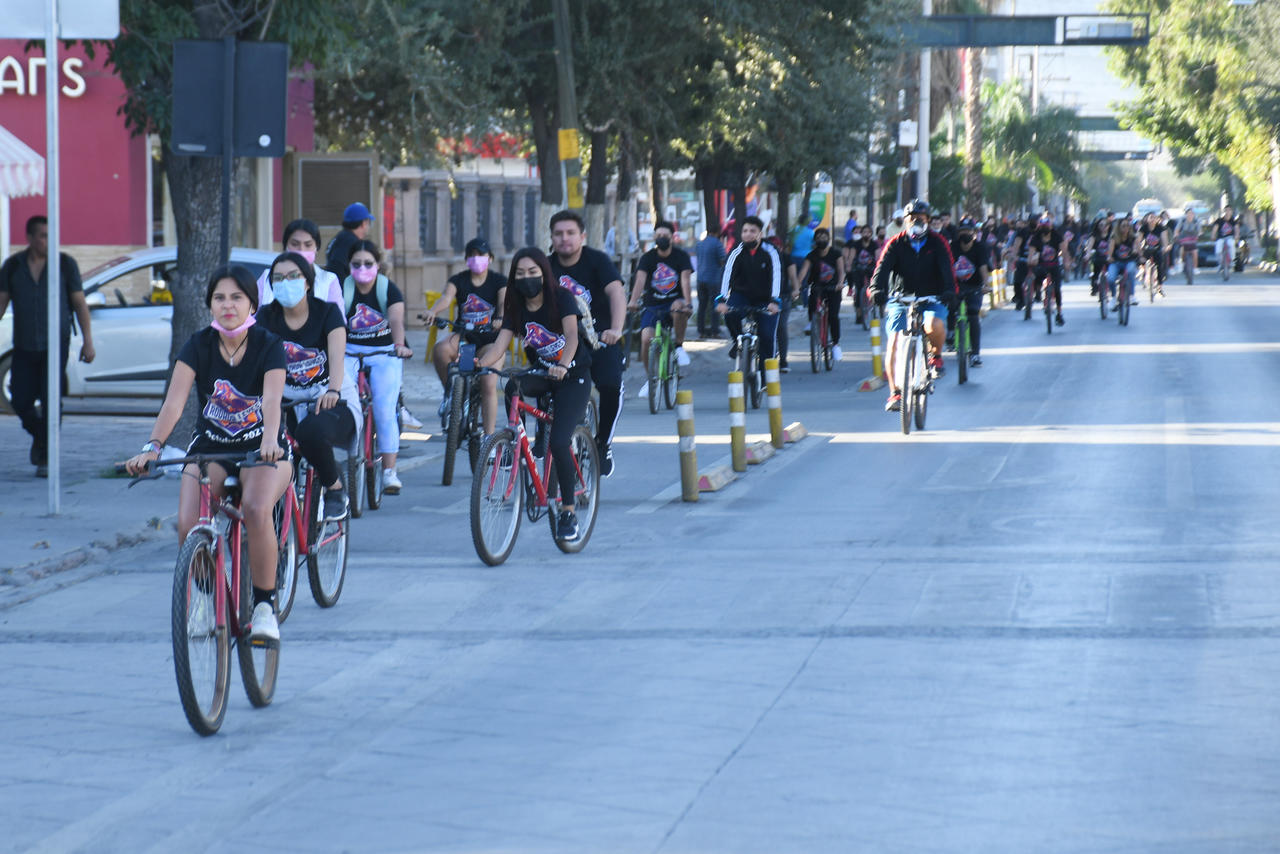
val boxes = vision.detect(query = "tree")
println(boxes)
[980,80,1083,209]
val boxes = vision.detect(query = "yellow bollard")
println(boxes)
[676,389,699,502]
[858,313,887,392]
[424,291,448,362]
[764,357,783,449]
[728,370,747,472]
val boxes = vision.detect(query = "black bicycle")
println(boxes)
[432,318,490,486]
[729,307,772,409]
[892,295,937,435]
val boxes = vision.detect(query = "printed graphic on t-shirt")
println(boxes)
[954,255,976,282]
[818,262,835,284]
[857,248,874,267]
[558,275,591,304]
[283,340,326,387]
[1097,240,1109,253]
[1115,244,1132,260]
[1144,233,1161,248]
[203,379,263,438]
[461,293,495,325]
[348,303,388,336]
[651,262,678,295]
[1220,221,1235,237]
[524,322,566,363]
[1039,245,1058,265]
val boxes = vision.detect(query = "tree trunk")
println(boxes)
[647,145,662,227]
[731,166,748,242]
[530,91,563,240]
[614,132,636,292]
[800,179,814,229]
[698,164,719,233]
[584,127,610,248]
[963,47,985,217]
[776,181,791,249]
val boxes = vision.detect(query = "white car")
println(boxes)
[1,247,277,412]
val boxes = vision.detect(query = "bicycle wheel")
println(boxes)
[470,429,523,566]
[272,492,300,624]
[551,425,600,554]
[749,351,764,409]
[1044,285,1053,335]
[171,532,230,737]
[1119,281,1130,326]
[346,452,365,519]
[647,338,661,414]
[466,382,484,473]
[442,375,465,486]
[306,485,349,609]
[584,391,599,436]
[859,284,870,331]
[236,534,279,709]
[822,311,834,372]
[662,342,678,410]
[366,453,384,510]
[1099,283,1108,320]
[1147,265,1156,302]
[809,308,820,372]
[900,337,914,435]
[1023,280,1033,320]
[956,315,968,385]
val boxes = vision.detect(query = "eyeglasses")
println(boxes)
[270,271,305,283]
[350,260,378,269]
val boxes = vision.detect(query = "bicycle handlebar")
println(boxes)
[118,451,277,486]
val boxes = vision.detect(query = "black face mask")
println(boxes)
[655,236,671,251]
[742,239,760,251]
[515,276,543,299]
[815,238,830,248]
[960,235,974,244]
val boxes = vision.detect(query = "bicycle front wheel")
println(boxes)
[171,532,230,737]
[647,339,661,414]
[551,425,601,554]
[237,529,279,709]
[442,375,465,485]
[273,493,300,624]
[822,314,834,372]
[809,313,819,373]
[900,338,914,435]
[346,452,365,519]
[470,429,524,566]
[366,454,385,510]
[662,343,678,410]
[1044,289,1053,335]
[956,316,968,385]
[307,486,349,609]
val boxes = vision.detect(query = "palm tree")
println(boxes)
[983,80,1083,207]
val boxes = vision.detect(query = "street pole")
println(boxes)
[917,0,932,203]
[551,0,583,211]
[44,0,60,514]
[220,36,235,264]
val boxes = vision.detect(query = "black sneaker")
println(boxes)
[323,487,349,521]
[1055,314,1065,326]
[556,510,580,542]
[969,354,983,367]
[599,446,615,478]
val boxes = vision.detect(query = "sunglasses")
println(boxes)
[350,260,378,269]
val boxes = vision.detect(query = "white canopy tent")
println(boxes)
[0,124,46,261]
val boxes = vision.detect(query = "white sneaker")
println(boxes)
[637,381,650,400]
[803,322,812,334]
[675,346,691,367]
[400,406,424,430]
[250,602,279,643]
[832,345,843,361]
[383,468,402,494]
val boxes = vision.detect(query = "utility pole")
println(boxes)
[551,0,583,210]
[917,0,932,203]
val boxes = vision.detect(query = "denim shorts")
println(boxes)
[640,303,675,329]
[884,299,947,333]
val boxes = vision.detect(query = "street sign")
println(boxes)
[0,0,118,37]
[898,120,918,148]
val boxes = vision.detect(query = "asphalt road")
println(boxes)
[3,273,1279,853]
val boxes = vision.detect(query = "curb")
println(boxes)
[697,464,737,492]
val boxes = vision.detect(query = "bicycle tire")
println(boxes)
[1119,280,1130,326]
[551,425,600,554]
[956,316,968,385]
[822,311,834,371]
[859,284,870,331]
[647,338,661,415]
[584,392,599,437]
[236,525,279,709]
[809,314,819,372]
[1023,278,1033,320]
[749,351,763,409]
[466,382,484,473]
[662,342,678,410]
[1099,285,1108,320]
[901,337,914,435]
[470,429,523,566]
[442,375,465,485]
[366,454,384,510]
[272,493,299,624]
[346,453,365,519]
[1044,284,1053,335]
[914,375,928,430]
[306,484,349,609]
[171,532,230,737]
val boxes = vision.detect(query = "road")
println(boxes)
[3,274,1280,853]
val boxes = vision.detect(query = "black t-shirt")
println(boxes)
[1012,228,1032,262]
[345,277,404,347]
[503,288,591,373]
[1140,223,1166,255]
[1026,229,1063,267]
[324,230,359,280]
[550,247,621,333]
[950,239,988,290]
[637,248,692,306]
[448,269,506,327]
[850,239,878,271]
[805,248,843,289]
[255,297,345,393]
[1213,216,1238,239]
[1111,232,1137,262]
[176,325,287,451]
[0,250,83,351]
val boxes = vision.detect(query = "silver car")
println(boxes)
[0,247,277,412]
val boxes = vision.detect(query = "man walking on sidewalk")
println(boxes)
[0,216,96,477]
[695,224,727,338]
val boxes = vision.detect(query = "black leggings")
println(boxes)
[291,407,356,487]
[1032,265,1063,311]
[807,286,842,344]
[590,344,624,448]
[510,373,591,505]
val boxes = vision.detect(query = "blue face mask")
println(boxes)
[273,278,307,308]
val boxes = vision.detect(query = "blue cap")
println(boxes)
[343,202,374,222]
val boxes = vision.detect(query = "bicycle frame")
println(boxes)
[280,434,343,558]
[497,387,587,512]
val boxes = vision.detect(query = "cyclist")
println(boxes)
[549,210,626,477]
[716,215,783,363]
[1211,205,1240,271]
[846,225,879,323]
[1138,211,1169,297]
[477,248,593,543]
[256,252,356,521]
[424,236,506,437]
[871,198,957,412]
[628,220,693,400]
[798,227,846,362]
[342,240,413,495]
[1105,217,1140,309]
[256,218,343,309]
[122,266,291,643]
[949,217,989,368]
[1085,212,1113,296]
[1007,216,1032,311]
[1174,207,1200,283]
[1024,213,1068,326]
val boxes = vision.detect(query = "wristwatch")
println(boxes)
[141,440,163,455]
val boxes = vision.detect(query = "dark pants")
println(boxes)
[696,280,722,335]
[1144,251,1167,284]
[291,406,357,488]
[776,295,791,365]
[1033,265,1063,311]
[723,293,779,359]
[947,290,984,354]
[807,285,842,344]
[590,343,624,449]
[10,344,69,453]
[1012,261,1029,309]
[511,372,591,504]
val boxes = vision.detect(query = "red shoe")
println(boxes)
[928,355,945,377]
[885,392,902,412]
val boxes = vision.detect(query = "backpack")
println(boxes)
[343,274,390,316]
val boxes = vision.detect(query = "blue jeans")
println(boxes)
[723,293,779,359]
[345,347,403,455]
[1107,261,1137,297]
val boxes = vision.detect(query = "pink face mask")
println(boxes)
[211,314,256,337]
[466,255,490,274]
[295,249,317,265]
[352,262,379,285]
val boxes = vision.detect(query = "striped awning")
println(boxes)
[0,125,45,198]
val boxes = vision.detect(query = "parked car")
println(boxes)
[0,247,276,413]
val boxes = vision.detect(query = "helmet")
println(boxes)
[905,199,930,216]
[957,216,977,231]
[1038,213,1053,227]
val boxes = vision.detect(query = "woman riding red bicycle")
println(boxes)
[123,266,292,644]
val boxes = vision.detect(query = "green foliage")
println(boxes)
[980,80,1083,201]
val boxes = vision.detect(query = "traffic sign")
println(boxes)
[0,0,118,37]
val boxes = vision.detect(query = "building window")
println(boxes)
[449,192,464,253]
[502,189,515,249]
[476,186,492,241]
[525,192,537,247]
[419,183,437,254]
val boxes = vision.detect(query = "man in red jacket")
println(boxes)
[870,199,958,412]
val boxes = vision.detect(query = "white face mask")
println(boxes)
[908,221,927,238]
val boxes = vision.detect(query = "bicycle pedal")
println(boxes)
[248,636,280,651]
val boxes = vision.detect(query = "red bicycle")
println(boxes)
[346,348,405,517]
[126,452,281,736]
[469,367,601,566]
[809,287,834,372]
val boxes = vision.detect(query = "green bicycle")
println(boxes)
[953,297,970,385]
[646,307,691,414]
